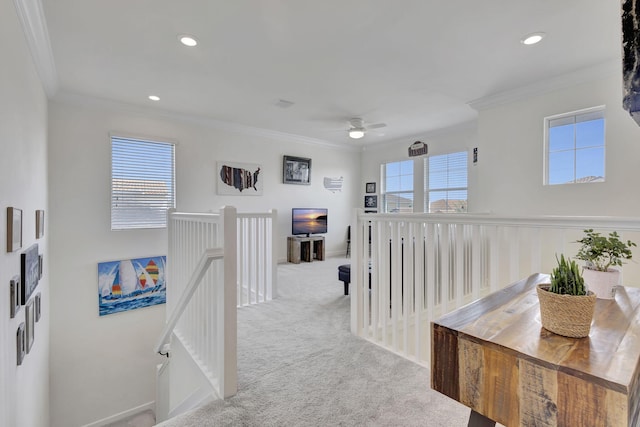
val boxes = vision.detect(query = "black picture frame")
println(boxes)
[283,155,311,185]
[364,195,378,208]
[21,244,39,305]
[366,182,376,193]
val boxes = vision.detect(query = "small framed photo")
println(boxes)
[366,182,376,193]
[36,210,44,239]
[10,275,20,317]
[17,323,25,366]
[25,299,34,354]
[7,207,22,252]
[283,155,311,185]
[364,195,378,208]
[35,292,41,322]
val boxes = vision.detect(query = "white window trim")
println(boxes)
[425,150,468,213]
[543,105,605,186]
[111,134,176,230]
[381,159,414,213]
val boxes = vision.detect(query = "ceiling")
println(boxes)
[34,0,622,147]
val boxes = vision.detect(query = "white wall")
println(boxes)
[47,99,359,426]
[471,69,640,216]
[0,2,50,426]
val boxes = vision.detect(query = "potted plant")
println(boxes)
[574,229,636,299]
[536,254,596,338]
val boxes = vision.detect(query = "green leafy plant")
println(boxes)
[575,229,636,272]
[550,254,587,295]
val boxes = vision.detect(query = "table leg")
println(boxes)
[468,410,496,427]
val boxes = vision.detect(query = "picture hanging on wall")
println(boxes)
[35,292,41,322]
[21,244,39,305]
[25,299,34,354]
[217,161,262,195]
[366,182,376,193]
[36,210,44,239]
[10,276,20,318]
[364,195,378,209]
[283,155,311,185]
[7,207,22,252]
[16,323,25,366]
[97,256,166,316]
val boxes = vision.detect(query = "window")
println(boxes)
[382,160,413,213]
[425,151,468,213]
[111,136,175,230]
[545,107,605,185]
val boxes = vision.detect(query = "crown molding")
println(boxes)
[468,60,620,111]
[13,0,58,97]
[51,91,359,152]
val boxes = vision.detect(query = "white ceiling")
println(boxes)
[34,0,622,146]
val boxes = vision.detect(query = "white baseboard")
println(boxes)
[81,401,155,427]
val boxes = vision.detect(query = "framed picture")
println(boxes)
[16,323,25,366]
[7,207,22,252]
[38,254,43,279]
[35,292,41,322]
[366,182,376,193]
[98,256,166,316]
[21,244,39,305]
[217,161,263,195]
[36,210,44,239]
[364,195,378,209]
[283,155,311,185]
[10,275,20,318]
[25,299,34,354]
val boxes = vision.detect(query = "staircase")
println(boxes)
[155,206,277,423]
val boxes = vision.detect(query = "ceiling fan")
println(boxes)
[347,118,387,139]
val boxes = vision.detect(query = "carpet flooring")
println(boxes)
[157,256,473,427]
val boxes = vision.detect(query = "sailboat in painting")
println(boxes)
[97,256,166,316]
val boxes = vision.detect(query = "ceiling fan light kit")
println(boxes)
[348,128,365,139]
[347,117,386,139]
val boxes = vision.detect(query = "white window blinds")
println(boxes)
[111,136,175,230]
[426,151,468,213]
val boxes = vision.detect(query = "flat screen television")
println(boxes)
[292,208,328,236]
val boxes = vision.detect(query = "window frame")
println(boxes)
[543,106,606,186]
[110,134,176,230]
[381,159,414,213]
[424,150,468,213]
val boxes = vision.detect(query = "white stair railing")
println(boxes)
[155,206,278,421]
[237,210,277,306]
[351,210,640,367]
[156,206,238,401]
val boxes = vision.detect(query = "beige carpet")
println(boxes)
[157,256,473,426]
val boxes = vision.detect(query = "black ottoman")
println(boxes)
[338,264,371,296]
[338,264,351,295]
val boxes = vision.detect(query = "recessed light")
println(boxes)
[148,95,160,101]
[179,35,198,47]
[521,32,545,45]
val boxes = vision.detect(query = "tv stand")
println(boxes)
[287,235,325,264]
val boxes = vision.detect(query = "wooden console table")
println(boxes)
[287,236,325,264]
[432,273,640,427]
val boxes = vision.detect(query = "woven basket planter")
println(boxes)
[536,284,597,338]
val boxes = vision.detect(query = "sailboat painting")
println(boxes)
[97,256,166,316]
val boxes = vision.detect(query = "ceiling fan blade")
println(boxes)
[368,123,387,130]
